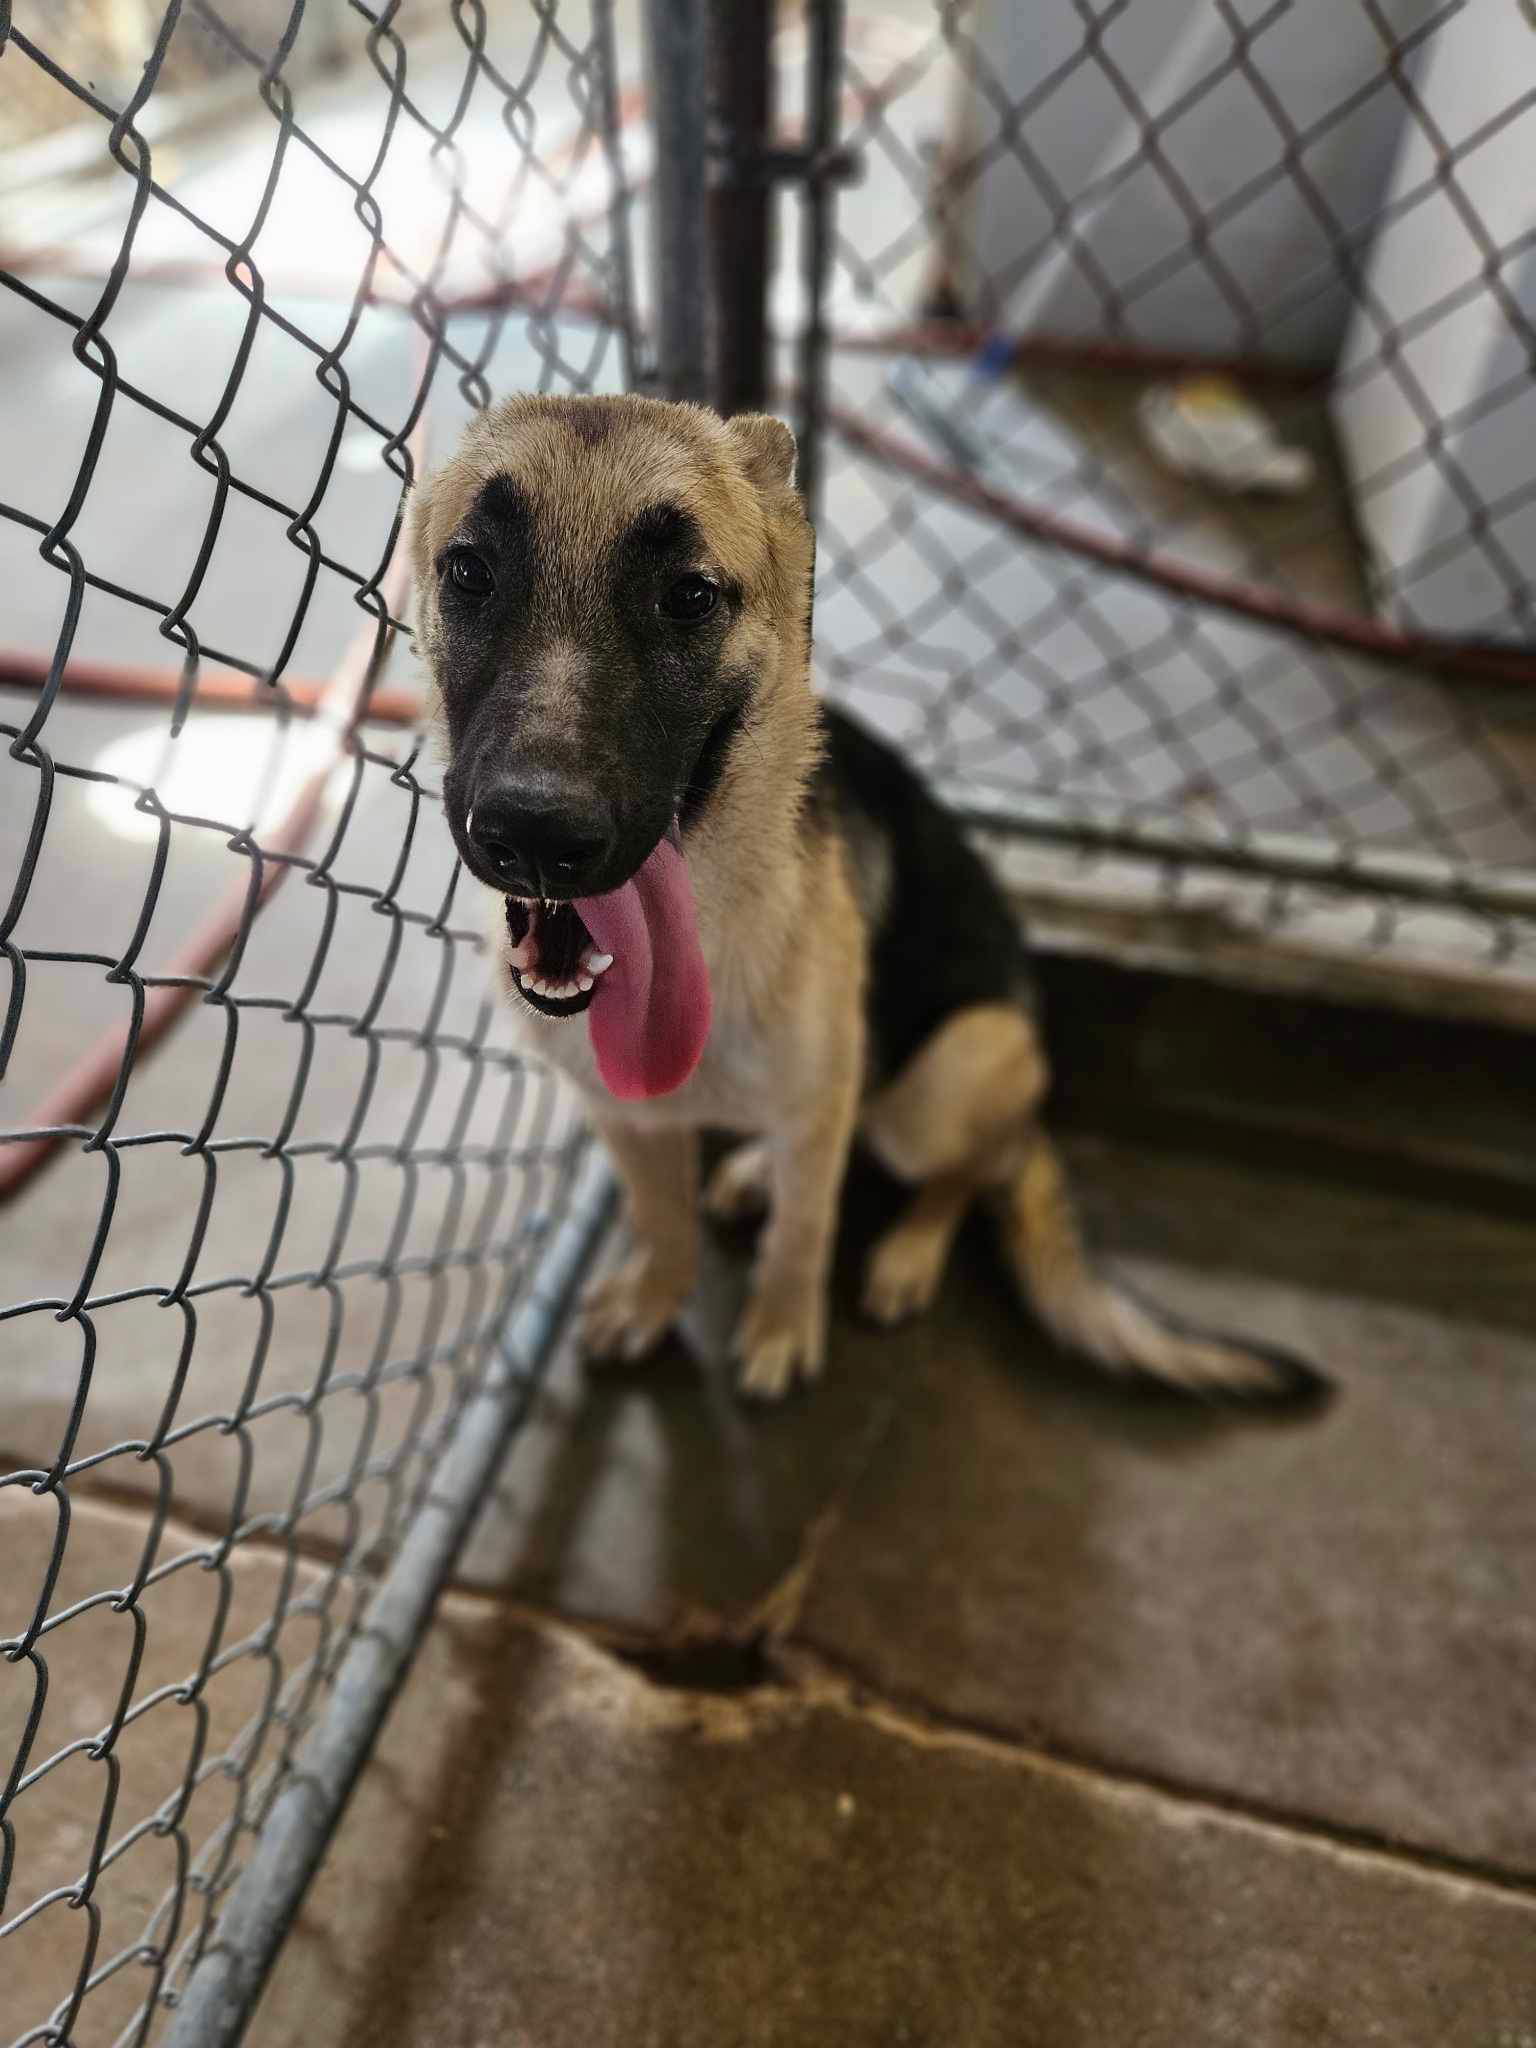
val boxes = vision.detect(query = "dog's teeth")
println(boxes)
[524,970,593,1001]
[583,949,614,975]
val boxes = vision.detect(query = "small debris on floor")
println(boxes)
[1138,375,1315,493]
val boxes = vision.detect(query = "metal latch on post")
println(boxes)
[708,139,863,187]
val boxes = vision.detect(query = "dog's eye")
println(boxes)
[659,574,719,624]
[445,548,493,597]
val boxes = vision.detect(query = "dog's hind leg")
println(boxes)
[862,1169,979,1324]
[704,1139,773,1224]
[860,1004,1046,1328]
[864,1002,1327,1401]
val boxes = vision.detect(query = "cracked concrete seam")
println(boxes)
[491,1604,1536,1915]
[40,1456,1536,1915]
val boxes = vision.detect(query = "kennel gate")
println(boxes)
[2,2,1535,2042]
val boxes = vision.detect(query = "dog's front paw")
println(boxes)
[733,1281,826,1402]
[580,1251,692,1363]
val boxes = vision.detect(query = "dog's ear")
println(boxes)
[727,412,798,495]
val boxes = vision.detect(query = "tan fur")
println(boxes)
[417,395,1312,1403]
[580,1123,699,1361]
[412,396,799,633]
[854,1004,1047,1327]
[703,1137,773,1222]
[860,1003,1046,1184]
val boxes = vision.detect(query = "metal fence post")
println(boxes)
[793,0,845,514]
[641,0,711,401]
[707,0,775,417]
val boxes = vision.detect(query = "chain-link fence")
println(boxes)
[5,0,1536,2040]
[1,2,632,2040]
[789,0,1536,997]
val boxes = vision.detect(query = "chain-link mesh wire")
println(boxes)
[787,0,1536,978]
[0,3,636,2039]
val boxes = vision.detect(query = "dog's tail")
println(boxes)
[996,1134,1327,1401]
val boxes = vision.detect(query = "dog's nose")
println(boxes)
[466,779,616,896]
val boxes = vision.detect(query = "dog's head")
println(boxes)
[410,393,814,1098]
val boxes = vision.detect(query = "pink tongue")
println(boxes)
[575,827,711,1100]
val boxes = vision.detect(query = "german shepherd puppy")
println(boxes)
[411,394,1322,1404]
